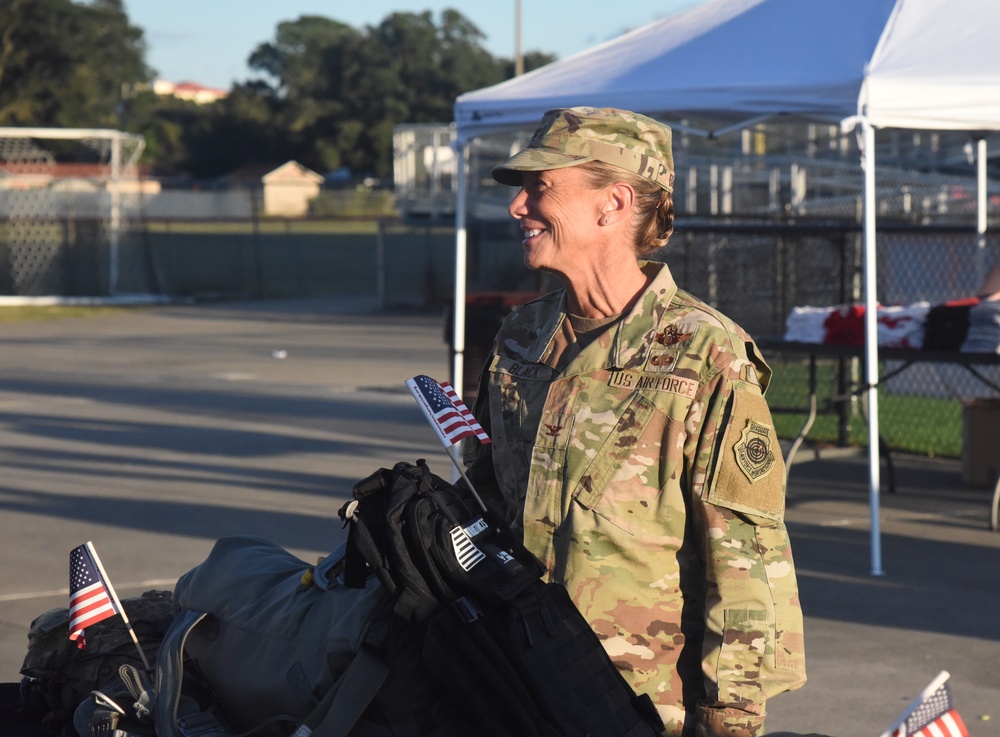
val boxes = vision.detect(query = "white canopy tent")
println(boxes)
[450,0,1000,574]
[455,0,896,135]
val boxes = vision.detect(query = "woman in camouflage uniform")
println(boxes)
[465,107,807,737]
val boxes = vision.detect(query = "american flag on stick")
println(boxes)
[69,542,120,647]
[880,671,969,737]
[406,375,490,447]
[406,374,490,513]
[68,542,151,669]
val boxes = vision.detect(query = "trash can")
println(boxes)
[962,398,1000,486]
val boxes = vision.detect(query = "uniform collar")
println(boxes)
[530,261,678,369]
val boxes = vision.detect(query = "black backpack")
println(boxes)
[336,459,664,737]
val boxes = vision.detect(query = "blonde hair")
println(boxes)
[580,161,674,256]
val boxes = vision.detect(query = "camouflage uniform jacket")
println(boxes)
[466,262,806,737]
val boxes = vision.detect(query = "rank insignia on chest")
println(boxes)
[734,419,777,483]
[655,323,694,346]
[643,323,699,374]
[542,422,565,439]
[643,323,698,373]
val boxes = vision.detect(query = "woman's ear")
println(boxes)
[601,182,635,225]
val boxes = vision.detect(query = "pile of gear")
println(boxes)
[3,460,663,737]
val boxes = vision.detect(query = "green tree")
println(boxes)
[181,85,291,179]
[0,3,558,179]
[242,9,550,180]
[248,16,359,99]
[0,0,150,127]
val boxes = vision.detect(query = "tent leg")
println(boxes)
[977,137,988,285]
[862,120,884,577]
[451,141,469,398]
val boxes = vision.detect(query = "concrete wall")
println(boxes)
[142,191,254,219]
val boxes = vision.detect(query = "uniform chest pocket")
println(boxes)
[572,392,662,535]
[489,358,554,447]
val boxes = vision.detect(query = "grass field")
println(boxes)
[767,358,963,458]
[140,218,388,235]
[0,305,146,323]
[1,217,391,237]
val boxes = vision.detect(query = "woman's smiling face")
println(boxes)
[507,167,607,273]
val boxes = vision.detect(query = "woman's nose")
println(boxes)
[508,188,528,219]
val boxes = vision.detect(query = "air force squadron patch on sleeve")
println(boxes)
[734,419,777,483]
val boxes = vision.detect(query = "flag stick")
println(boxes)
[86,542,152,671]
[446,444,488,513]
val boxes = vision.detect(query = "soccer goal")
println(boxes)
[0,127,157,301]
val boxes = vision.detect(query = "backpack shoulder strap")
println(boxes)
[339,467,394,591]
[154,609,209,737]
[290,644,390,737]
[340,462,440,621]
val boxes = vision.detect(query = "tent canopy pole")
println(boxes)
[977,137,989,284]
[862,119,885,577]
[451,141,469,398]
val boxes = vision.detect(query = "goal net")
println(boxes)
[0,127,156,299]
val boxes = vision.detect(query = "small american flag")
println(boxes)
[882,671,969,737]
[69,542,120,648]
[406,375,490,447]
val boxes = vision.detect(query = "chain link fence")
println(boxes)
[664,223,999,459]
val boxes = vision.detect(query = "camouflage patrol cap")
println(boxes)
[492,107,675,192]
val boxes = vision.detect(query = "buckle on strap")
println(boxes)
[451,596,481,623]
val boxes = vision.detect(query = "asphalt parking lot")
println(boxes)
[1,297,997,736]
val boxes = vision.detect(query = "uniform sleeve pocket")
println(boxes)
[715,608,767,709]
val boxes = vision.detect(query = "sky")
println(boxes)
[123,1,709,91]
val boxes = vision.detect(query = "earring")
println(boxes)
[603,217,610,225]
